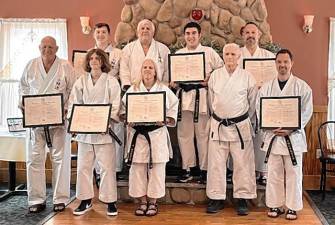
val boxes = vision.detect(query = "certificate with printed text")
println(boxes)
[68,104,111,133]
[23,93,64,127]
[243,58,277,87]
[126,92,166,125]
[168,52,206,83]
[260,96,301,130]
[72,50,87,74]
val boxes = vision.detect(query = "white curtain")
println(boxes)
[0,18,68,129]
[328,17,335,122]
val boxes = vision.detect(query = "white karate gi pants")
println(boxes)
[129,163,166,199]
[254,133,267,173]
[27,127,71,205]
[207,139,257,200]
[177,111,209,170]
[266,153,303,211]
[76,143,117,203]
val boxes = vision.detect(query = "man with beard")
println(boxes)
[239,22,275,185]
[256,49,313,220]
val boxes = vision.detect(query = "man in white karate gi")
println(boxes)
[173,22,223,183]
[120,19,170,90]
[256,49,313,220]
[240,22,275,185]
[92,22,124,184]
[19,36,75,213]
[206,43,257,215]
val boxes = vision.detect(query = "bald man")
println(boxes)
[239,22,275,184]
[206,43,257,215]
[19,36,76,213]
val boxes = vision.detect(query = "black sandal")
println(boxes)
[28,203,46,213]
[146,202,158,217]
[267,207,285,218]
[286,209,297,220]
[135,202,148,216]
[258,176,267,186]
[53,203,66,212]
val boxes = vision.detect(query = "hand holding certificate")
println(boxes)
[126,92,166,125]
[243,58,277,87]
[168,52,205,83]
[22,93,64,127]
[260,96,301,130]
[68,104,111,133]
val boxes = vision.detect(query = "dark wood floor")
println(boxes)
[45,197,322,225]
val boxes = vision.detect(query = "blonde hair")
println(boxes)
[134,58,160,91]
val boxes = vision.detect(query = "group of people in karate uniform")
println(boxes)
[18,18,313,220]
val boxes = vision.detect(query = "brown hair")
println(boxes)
[84,48,111,73]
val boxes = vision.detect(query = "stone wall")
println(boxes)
[115,0,272,49]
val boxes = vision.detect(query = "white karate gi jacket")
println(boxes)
[67,72,121,144]
[239,46,275,68]
[176,44,223,114]
[120,39,170,87]
[208,66,257,142]
[122,82,178,163]
[19,56,76,111]
[93,44,122,79]
[256,74,313,155]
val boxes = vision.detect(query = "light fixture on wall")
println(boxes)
[80,16,91,35]
[303,15,314,34]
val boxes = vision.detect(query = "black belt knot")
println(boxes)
[127,125,161,169]
[177,84,205,123]
[212,112,249,149]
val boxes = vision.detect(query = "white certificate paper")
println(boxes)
[23,94,64,127]
[243,58,277,87]
[126,92,166,124]
[72,50,87,75]
[68,104,111,133]
[168,52,205,82]
[260,96,301,129]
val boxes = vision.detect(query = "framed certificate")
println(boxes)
[126,92,166,125]
[243,58,277,87]
[72,50,87,73]
[7,117,25,132]
[23,93,64,127]
[260,96,301,130]
[68,104,112,134]
[168,52,206,83]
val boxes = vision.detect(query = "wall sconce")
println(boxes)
[80,16,91,35]
[303,15,314,34]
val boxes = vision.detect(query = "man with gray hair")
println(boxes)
[19,36,75,213]
[206,43,257,215]
[120,19,170,90]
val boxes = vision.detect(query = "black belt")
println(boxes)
[264,135,297,166]
[127,125,162,169]
[177,84,205,123]
[212,112,249,149]
[43,126,52,148]
[108,128,122,146]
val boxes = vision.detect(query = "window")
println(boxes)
[0,18,68,129]
[328,17,335,122]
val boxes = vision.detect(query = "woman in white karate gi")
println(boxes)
[68,48,121,216]
[121,59,178,216]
